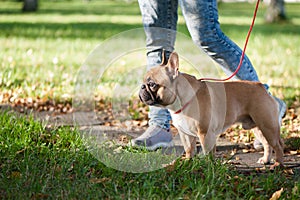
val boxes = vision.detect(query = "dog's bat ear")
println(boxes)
[160,49,168,66]
[167,52,179,79]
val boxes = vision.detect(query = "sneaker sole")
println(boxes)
[145,141,174,151]
[130,140,174,151]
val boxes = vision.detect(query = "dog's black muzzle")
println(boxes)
[139,83,157,105]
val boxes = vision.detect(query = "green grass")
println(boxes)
[0,111,299,199]
[0,0,299,105]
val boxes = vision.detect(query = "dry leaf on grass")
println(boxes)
[270,188,284,200]
[89,177,111,184]
[283,168,294,175]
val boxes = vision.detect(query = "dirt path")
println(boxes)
[1,104,300,174]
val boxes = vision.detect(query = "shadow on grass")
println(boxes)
[0,0,141,16]
[0,21,141,40]
[221,22,300,36]
[1,1,300,40]
[1,21,300,40]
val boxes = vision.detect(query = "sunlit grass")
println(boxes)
[0,1,300,105]
[0,0,299,106]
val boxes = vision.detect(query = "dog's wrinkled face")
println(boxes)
[139,52,179,106]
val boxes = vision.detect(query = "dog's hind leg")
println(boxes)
[254,125,284,165]
[253,127,273,164]
[251,99,284,165]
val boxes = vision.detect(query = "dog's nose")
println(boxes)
[141,84,146,89]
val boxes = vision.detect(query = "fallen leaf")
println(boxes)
[270,188,284,200]
[231,149,237,156]
[163,159,177,172]
[242,149,250,153]
[89,177,111,184]
[31,193,49,199]
[113,146,123,153]
[140,120,148,127]
[289,150,298,155]
[67,163,74,172]
[284,168,294,175]
[16,148,26,154]
[11,171,22,178]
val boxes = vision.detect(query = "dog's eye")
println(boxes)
[148,81,158,89]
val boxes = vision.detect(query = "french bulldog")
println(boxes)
[139,52,284,166]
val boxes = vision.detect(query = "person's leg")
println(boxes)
[131,0,179,150]
[179,0,259,82]
[179,0,286,150]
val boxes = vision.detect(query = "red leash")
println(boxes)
[200,0,261,82]
[173,98,193,114]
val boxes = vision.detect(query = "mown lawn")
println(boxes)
[0,111,299,199]
[0,0,300,199]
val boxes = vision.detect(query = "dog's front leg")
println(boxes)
[198,132,217,156]
[178,131,197,159]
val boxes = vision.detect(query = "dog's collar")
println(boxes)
[173,98,193,114]
[172,87,199,114]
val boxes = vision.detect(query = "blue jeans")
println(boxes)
[138,0,261,130]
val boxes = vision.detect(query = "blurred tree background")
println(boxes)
[265,0,287,22]
[19,0,289,23]
[23,0,38,12]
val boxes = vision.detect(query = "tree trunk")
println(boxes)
[265,0,287,23]
[22,0,38,12]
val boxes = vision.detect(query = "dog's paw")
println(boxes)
[257,157,270,164]
[270,162,284,171]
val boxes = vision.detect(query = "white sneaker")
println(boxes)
[130,126,174,151]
